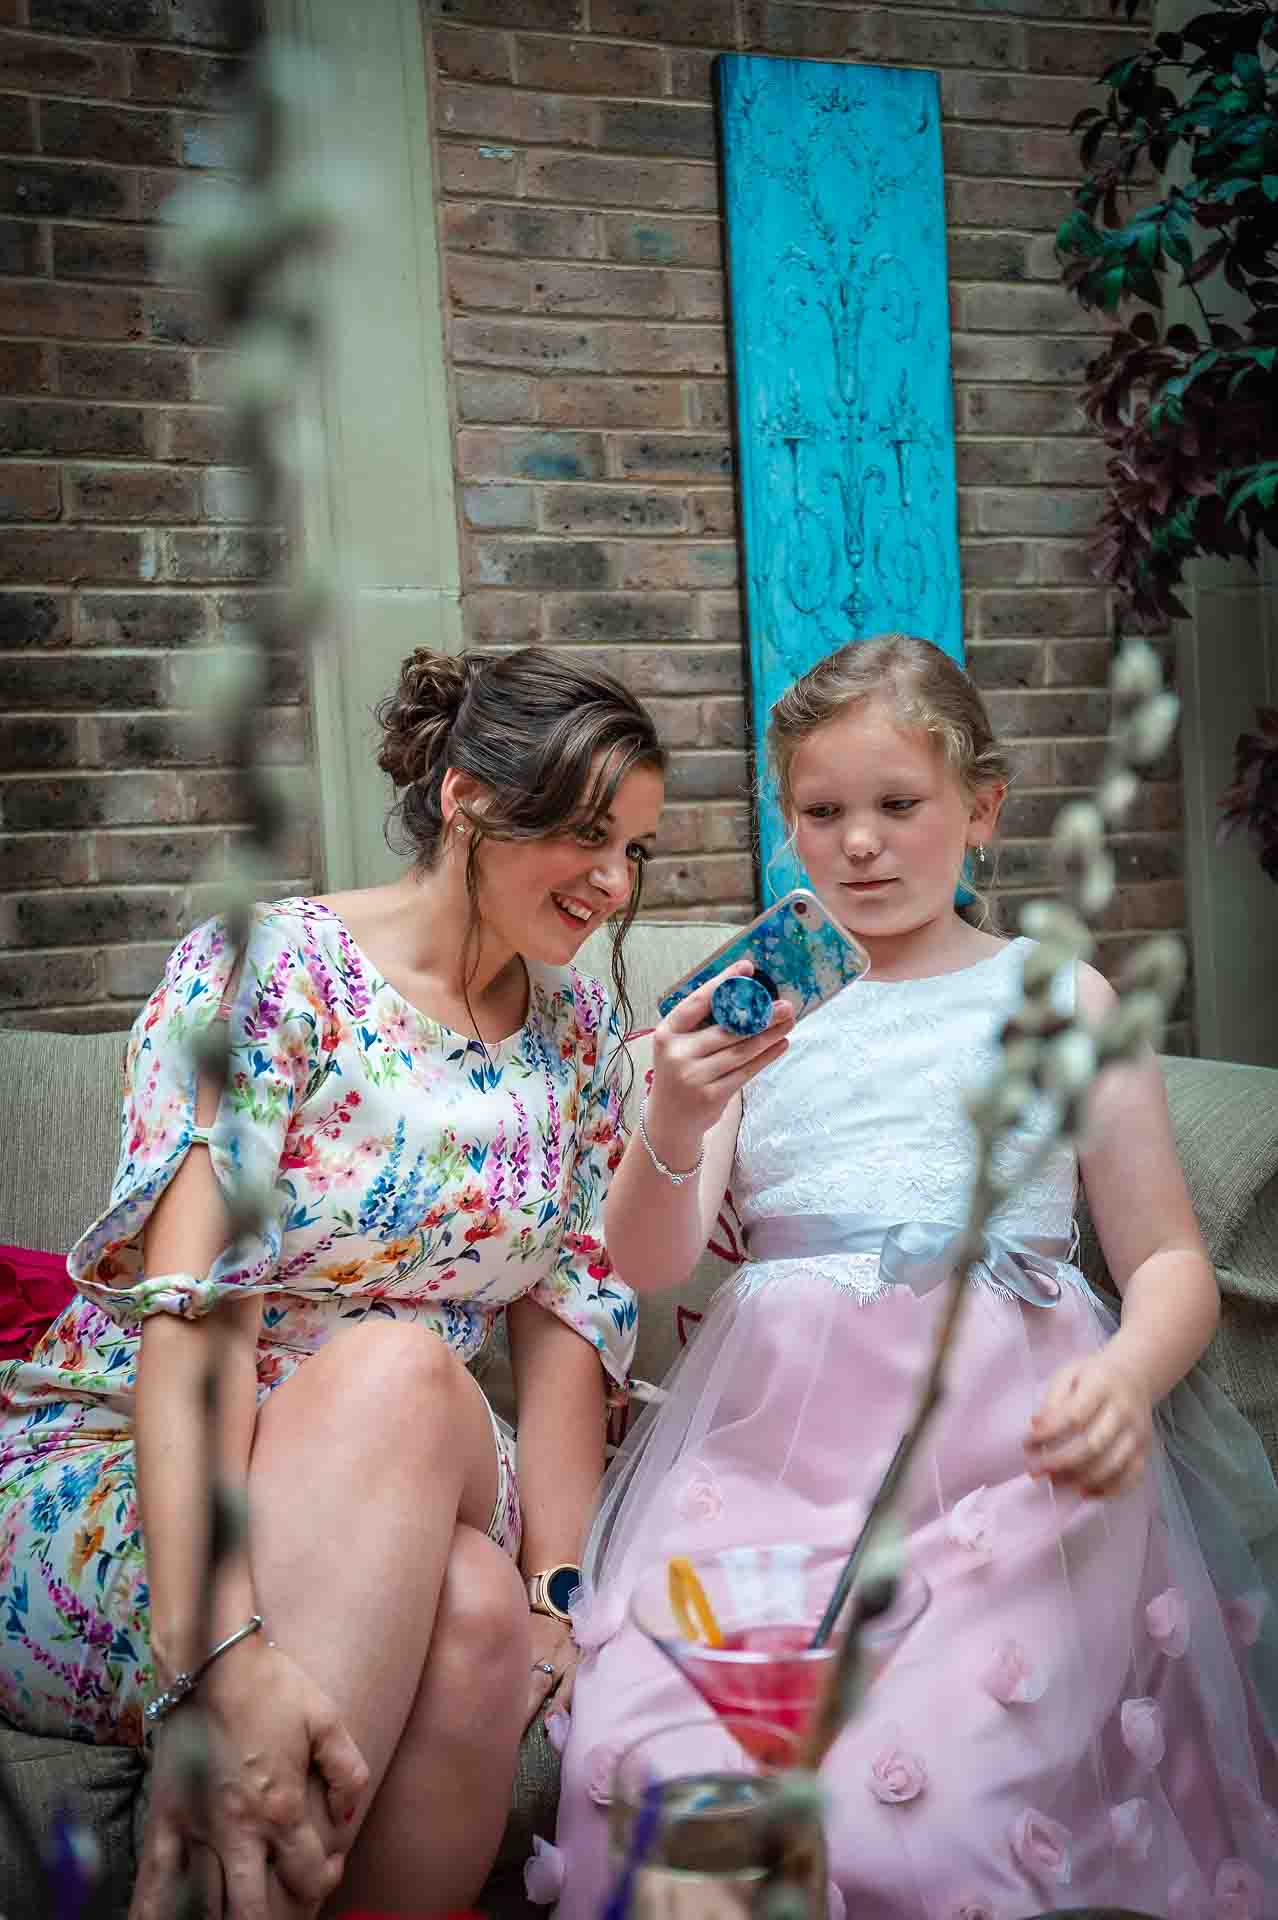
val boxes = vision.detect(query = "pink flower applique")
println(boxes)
[1223,1588,1268,1648]
[867,1743,928,1804]
[1168,1872,1209,1920]
[586,1739,625,1807]
[1146,1586,1190,1657]
[947,1485,993,1557]
[675,1467,723,1524]
[544,1708,570,1755]
[523,1836,565,1905]
[1009,1808,1072,1887]
[1215,1859,1265,1920]
[1120,1696,1165,1772]
[1109,1797,1154,1862]
[979,1639,1046,1706]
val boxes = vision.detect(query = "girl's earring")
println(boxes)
[972,842,990,876]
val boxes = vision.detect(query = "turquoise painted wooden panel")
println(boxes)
[717,54,963,899]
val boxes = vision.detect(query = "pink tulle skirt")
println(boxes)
[553,1263,1278,1919]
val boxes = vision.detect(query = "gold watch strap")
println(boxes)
[525,1565,580,1618]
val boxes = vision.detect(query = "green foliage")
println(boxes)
[1060,0,1278,877]
[1058,0,1278,623]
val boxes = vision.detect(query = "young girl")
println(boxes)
[553,635,1278,1918]
[0,646,664,1918]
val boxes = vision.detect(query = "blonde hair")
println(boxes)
[766,634,1013,925]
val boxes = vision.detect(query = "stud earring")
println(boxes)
[454,821,465,836]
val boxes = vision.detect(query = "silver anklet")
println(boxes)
[638,1095,705,1187]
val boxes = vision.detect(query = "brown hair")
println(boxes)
[376,646,666,1036]
[766,634,1013,923]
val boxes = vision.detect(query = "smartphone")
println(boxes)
[657,889,870,1028]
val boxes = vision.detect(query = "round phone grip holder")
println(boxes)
[710,974,775,1037]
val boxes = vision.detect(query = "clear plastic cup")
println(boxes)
[607,1714,826,1920]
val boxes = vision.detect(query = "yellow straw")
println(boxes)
[668,1556,724,1647]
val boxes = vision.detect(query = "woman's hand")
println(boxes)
[130,1640,368,1920]
[525,1611,579,1729]
[1024,1349,1154,1498]
[644,962,794,1165]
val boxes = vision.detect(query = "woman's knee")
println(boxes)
[435,1529,530,1677]
[309,1320,475,1441]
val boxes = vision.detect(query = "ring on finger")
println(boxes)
[533,1660,555,1677]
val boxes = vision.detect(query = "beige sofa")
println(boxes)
[2,916,1278,1918]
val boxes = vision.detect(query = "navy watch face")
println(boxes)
[546,1565,582,1614]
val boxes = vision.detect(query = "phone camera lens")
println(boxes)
[793,899,807,915]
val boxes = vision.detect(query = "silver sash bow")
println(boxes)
[744,1215,1076,1309]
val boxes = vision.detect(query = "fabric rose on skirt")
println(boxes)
[1215,1858,1265,1920]
[1110,1797,1154,1862]
[523,1837,565,1905]
[1120,1696,1165,1772]
[1010,1808,1072,1886]
[947,1485,993,1557]
[867,1743,927,1804]
[1146,1586,1190,1657]
[979,1639,1045,1706]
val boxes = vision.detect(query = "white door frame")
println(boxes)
[267,0,462,889]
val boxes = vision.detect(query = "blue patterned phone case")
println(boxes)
[657,889,870,1027]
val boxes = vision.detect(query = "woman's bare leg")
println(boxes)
[328,1523,530,1910]
[244,1322,511,1893]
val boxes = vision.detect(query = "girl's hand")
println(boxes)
[645,962,795,1159]
[130,1640,368,1920]
[1024,1350,1154,1498]
[525,1611,578,1729]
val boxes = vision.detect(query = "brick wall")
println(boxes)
[2,0,1190,1045]
[0,2,311,1033]
[425,0,1190,1045]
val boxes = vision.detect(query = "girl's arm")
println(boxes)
[605,1093,741,1295]
[1026,964,1218,1494]
[605,964,794,1294]
[1075,964,1218,1395]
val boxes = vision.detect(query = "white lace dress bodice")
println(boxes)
[734,937,1078,1298]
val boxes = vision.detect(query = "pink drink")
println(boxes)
[676,1624,831,1764]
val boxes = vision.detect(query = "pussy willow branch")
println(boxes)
[154,23,342,1918]
[795,637,1185,1777]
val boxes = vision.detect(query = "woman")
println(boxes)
[0,646,665,1917]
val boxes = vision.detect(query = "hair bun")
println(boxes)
[376,649,473,788]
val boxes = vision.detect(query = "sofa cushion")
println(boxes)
[577,920,742,1038]
[0,1029,125,1254]
[1076,1056,1278,1470]
[1158,1056,1278,1278]
[0,1723,142,1920]
[0,1245,74,1360]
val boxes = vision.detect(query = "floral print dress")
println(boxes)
[0,899,636,1746]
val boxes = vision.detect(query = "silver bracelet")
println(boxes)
[638,1094,705,1187]
[144,1613,264,1729]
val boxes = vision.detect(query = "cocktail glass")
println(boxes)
[628,1543,930,1765]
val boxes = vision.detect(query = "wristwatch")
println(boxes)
[526,1564,582,1622]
